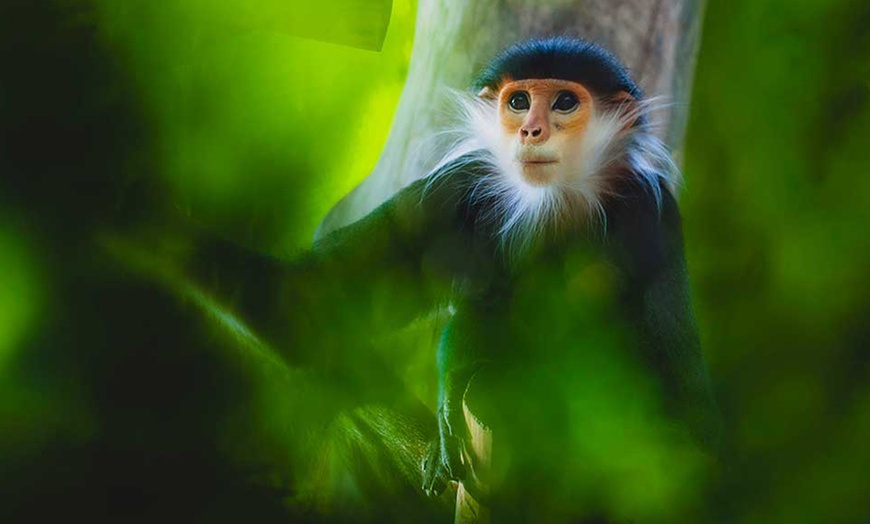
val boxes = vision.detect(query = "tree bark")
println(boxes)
[317,0,705,236]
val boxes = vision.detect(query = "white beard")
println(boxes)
[425,90,680,261]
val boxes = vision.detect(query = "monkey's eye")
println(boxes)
[552,91,579,112]
[507,92,530,111]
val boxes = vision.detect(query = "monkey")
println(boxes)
[152,36,719,520]
[403,37,721,502]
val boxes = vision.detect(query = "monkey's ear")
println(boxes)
[477,86,498,100]
[609,91,639,131]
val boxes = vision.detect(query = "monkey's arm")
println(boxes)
[641,246,720,449]
[175,168,474,368]
[611,186,720,450]
[422,295,503,496]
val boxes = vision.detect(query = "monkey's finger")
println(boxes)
[444,457,466,481]
[422,439,439,473]
[427,473,448,497]
[442,435,467,480]
[421,449,431,472]
[421,465,431,492]
[422,468,445,497]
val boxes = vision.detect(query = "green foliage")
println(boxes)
[0,225,40,369]
[1,0,868,521]
[94,0,412,252]
[685,0,870,521]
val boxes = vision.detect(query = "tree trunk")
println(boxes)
[317,0,705,236]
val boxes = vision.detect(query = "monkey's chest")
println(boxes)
[464,246,633,363]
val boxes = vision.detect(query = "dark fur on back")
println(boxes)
[474,37,644,101]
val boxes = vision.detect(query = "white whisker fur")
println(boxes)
[425,90,678,261]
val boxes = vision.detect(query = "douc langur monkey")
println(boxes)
[407,37,720,501]
[164,36,719,520]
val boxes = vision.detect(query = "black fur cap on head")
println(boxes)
[474,37,644,100]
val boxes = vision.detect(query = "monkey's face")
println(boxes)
[496,79,594,187]
[449,75,651,257]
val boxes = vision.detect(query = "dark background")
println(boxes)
[1,0,868,522]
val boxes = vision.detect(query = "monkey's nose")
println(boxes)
[520,126,541,137]
[519,108,550,143]
[520,126,543,138]
[520,125,548,144]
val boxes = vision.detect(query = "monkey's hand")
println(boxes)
[421,405,467,497]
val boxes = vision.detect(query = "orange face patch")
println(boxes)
[482,79,596,186]
[477,78,638,187]
[494,79,594,143]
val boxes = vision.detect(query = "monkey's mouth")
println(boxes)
[516,151,559,165]
[517,158,559,186]
[520,160,558,165]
